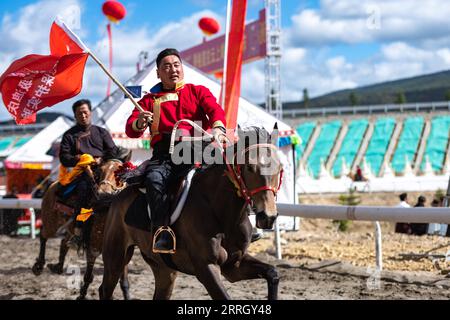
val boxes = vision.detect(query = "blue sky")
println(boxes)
[1,0,450,121]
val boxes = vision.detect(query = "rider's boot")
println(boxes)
[146,188,175,254]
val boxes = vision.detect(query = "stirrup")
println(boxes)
[152,226,176,254]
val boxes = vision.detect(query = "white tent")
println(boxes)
[5,116,72,170]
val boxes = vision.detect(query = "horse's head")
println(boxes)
[235,124,283,230]
[96,159,126,195]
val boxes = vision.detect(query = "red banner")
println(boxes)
[224,0,248,130]
[180,9,266,75]
[0,19,88,125]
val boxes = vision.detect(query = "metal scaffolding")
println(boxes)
[265,0,282,120]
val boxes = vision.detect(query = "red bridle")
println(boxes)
[224,143,284,206]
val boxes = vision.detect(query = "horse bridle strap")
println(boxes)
[224,143,283,206]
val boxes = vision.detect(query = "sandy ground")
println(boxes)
[1,191,449,300]
[1,221,450,300]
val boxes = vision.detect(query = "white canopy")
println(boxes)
[5,116,72,169]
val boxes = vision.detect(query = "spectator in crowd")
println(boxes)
[354,165,363,181]
[410,195,428,236]
[414,195,426,207]
[397,192,410,208]
[431,199,440,207]
[427,199,442,235]
[395,193,412,234]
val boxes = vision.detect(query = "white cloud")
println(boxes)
[0,0,85,120]
[276,0,450,102]
[0,0,82,58]
[288,0,450,47]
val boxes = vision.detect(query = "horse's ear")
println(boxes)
[270,122,279,144]
[237,124,244,138]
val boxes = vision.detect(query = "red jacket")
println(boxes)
[125,81,226,148]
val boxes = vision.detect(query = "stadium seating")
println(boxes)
[332,119,369,177]
[420,115,450,172]
[307,120,342,178]
[295,121,316,162]
[295,114,450,179]
[391,116,424,174]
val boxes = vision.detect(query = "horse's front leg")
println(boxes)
[193,261,231,300]
[222,253,279,300]
[47,235,70,274]
[32,234,47,275]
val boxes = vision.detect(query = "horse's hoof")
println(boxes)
[123,294,131,300]
[47,263,64,275]
[32,263,44,276]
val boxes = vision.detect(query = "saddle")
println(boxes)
[124,168,196,237]
[53,180,79,216]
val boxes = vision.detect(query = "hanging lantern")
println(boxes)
[101,0,127,97]
[102,0,127,23]
[198,17,220,37]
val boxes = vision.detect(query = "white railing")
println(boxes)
[283,101,450,118]
[276,203,450,271]
[0,199,42,239]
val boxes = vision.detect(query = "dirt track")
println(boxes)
[1,231,450,300]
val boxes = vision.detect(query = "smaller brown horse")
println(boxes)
[32,159,131,300]
[100,126,282,300]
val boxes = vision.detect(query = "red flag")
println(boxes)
[224,0,247,130]
[0,18,89,125]
[50,18,88,56]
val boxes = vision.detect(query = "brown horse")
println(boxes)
[32,159,131,300]
[99,126,282,300]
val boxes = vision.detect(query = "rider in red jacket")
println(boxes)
[125,48,227,253]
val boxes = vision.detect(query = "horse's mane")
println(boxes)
[238,126,272,146]
[193,126,272,177]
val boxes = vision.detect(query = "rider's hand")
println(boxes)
[212,127,227,144]
[137,111,153,130]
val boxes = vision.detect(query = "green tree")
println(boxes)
[434,188,445,205]
[335,187,361,231]
[349,92,358,106]
[303,88,309,108]
[445,90,450,101]
[395,91,407,104]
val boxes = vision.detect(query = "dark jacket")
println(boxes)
[410,202,428,235]
[59,124,118,167]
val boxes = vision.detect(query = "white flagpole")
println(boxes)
[221,0,232,109]
[88,51,146,114]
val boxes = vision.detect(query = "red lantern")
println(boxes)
[199,17,220,37]
[102,0,127,23]
[101,1,127,97]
